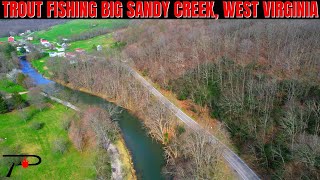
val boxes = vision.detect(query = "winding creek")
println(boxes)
[19,57,165,180]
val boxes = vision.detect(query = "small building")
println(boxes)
[27,37,33,41]
[16,47,22,51]
[49,52,65,58]
[40,39,48,44]
[49,52,56,57]
[26,30,31,34]
[19,33,25,36]
[8,36,14,42]
[97,45,102,51]
[56,48,65,52]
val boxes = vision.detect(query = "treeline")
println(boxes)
[0,20,69,37]
[46,55,228,179]
[69,106,119,179]
[118,20,320,178]
[0,43,18,75]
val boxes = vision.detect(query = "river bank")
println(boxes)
[43,80,137,180]
[24,59,165,180]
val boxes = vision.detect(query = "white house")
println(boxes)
[56,48,65,52]
[27,37,33,41]
[49,52,65,58]
[40,39,51,48]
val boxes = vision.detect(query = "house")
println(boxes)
[40,39,48,44]
[8,36,14,42]
[49,52,65,58]
[61,43,68,49]
[27,37,33,41]
[49,52,56,57]
[75,48,85,53]
[16,47,22,51]
[26,30,31,34]
[97,45,102,51]
[40,39,51,47]
[19,33,25,36]
[56,48,65,52]
[40,39,51,48]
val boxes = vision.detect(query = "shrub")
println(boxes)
[10,92,26,110]
[16,73,26,86]
[30,122,45,130]
[52,138,68,154]
[175,125,186,137]
[61,119,71,131]
[0,94,8,114]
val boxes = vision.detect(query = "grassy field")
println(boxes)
[0,103,97,179]
[34,20,127,42]
[0,79,26,94]
[31,33,115,77]
[68,34,114,52]
[31,56,51,77]
[0,36,22,42]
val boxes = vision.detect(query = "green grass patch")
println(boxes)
[31,56,50,77]
[0,104,97,179]
[0,36,22,42]
[34,20,128,42]
[68,34,114,52]
[0,79,26,94]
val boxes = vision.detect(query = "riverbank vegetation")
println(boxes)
[117,20,320,179]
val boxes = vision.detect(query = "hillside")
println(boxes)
[117,20,320,179]
[0,20,69,38]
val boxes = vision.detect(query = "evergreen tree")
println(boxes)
[0,95,8,114]
[11,92,25,109]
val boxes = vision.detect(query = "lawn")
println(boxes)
[67,34,114,52]
[0,36,22,42]
[0,79,26,94]
[0,104,97,179]
[31,56,51,77]
[34,20,128,42]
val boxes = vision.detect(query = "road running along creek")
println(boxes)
[19,57,165,180]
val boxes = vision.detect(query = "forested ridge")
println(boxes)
[117,20,320,179]
[0,20,69,37]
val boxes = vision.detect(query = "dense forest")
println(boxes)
[0,20,69,37]
[116,20,320,179]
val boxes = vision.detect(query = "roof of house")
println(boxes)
[40,39,48,43]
